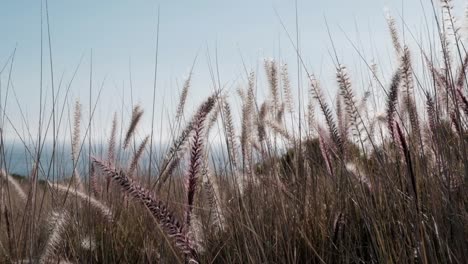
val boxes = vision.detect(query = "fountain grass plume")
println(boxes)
[50,182,113,222]
[93,158,199,263]
[123,105,144,150]
[184,95,215,229]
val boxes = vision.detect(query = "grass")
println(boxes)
[0,1,467,263]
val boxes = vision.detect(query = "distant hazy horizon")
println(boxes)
[1,138,234,177]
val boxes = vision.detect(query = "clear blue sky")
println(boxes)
[0,0,463,143]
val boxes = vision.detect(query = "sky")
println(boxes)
[0,0,465,144]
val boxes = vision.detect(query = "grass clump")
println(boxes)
[0,2,467,264]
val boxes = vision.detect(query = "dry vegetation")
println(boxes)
[0,1,467,263]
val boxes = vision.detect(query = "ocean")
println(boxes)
[1,141,231,179]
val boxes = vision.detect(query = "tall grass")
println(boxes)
[0,2,467,264]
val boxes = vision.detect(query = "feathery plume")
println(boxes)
[440,4,454,72]
[265,119,292,142]
[456,88,468,117]
[257,101,268,142]
[309,74,343,154]
[89,163,101,197]
[463,4,468,42]
[395,122,419,212]
[188,214,205,254]
[50,183,113,222]
[40,211,69,264]
[185,96,215,228]
[107,112,118,164]
[307,81,315,134]
[123,105,144,149]
[265,59,279,112]
[0,170,27,202]
[424,54,449,91]
[70,100,84,191]
[336,64,362,140]
[93,159,199,263]
[385,9,402,55]
[386,69,401,140]
[370,62,379,83]
[71,100,81,163]
[205,99,221,137]
[223,99,239,168]
[236,87,246,103]
[241,77,255,169]
[441,0,460,44]
[425,93,437,133]
[128,136,149,177]
[175,72,192,121]
[358,91,371,113]
[456,54,468,89]
[336,93,348,143]
[158,96,216,188]
[276,103,285,124]
[318,129,334,178]
[157,122,192,188]
[202,164,225,231]
[80,235,97,251]
[345,162,373,191]
[281,63,294,114]
[400,47,421,137]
